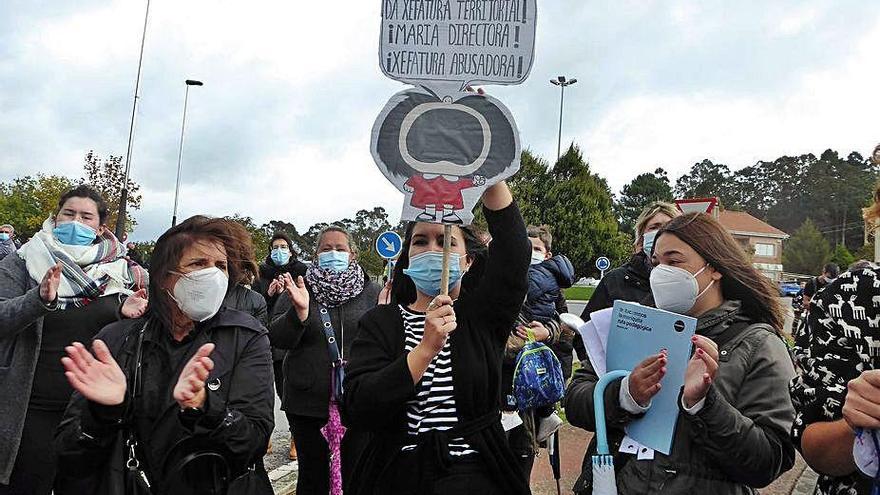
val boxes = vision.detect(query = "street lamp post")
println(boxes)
[171,79,204,227]
[115,0,151,240]
[550,75,577,162]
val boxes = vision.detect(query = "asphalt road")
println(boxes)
[264,395,292,472]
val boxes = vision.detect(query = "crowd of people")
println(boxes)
[2,172,880,495]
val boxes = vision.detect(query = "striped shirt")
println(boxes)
[399,305,477,457]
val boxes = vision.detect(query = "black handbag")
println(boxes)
[95,322,153,495]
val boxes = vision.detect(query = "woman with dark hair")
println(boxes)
[342,182,532,495]
[268,225,379,494]
[54,215,274,494]
[0,185,148,494]
[565,212,796,494]
[253,232,307,459]
[254,232,308,314]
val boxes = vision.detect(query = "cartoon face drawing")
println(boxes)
[399,102,491,176]
[371,87,521,224]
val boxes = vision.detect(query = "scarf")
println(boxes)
[17,218,149,309]
[305,262,366,308]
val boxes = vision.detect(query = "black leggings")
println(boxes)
[273,359,285,403]
[0,408,65,495]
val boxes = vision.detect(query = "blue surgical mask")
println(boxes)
[271,248,291,266]
[642,230,658,256]
[403,251,464,297]
[318,250,350,272]
[0,233,9,242]
[53,221,97,246]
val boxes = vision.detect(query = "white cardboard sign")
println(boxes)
[371,87,521,224]
[379,0,537,98]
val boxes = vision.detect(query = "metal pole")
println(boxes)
[115,0,151,239]
[172,85,191,227]
[556,83,565,162]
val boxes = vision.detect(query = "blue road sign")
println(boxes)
[596,256,611,271]
[376,231,403,260]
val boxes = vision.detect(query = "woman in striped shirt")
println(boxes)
[343,182,531,495]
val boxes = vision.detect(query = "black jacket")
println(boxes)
[571,251,653,364]
[268,269,380,419]
[254,258,308,313]
[54,308,275,495]
[342,203,531,495]
[224,284,269,328]
[580,251,653,321]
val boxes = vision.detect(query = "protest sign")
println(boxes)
[379,0,537,98]
[371,86,521,225]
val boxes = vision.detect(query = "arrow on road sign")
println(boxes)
[375,231,403,260]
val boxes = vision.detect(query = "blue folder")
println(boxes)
[606,300,697,455]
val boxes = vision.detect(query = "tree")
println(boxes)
[542,145,632,277]
[507,149,552,226]
[615,167,674,237]
[674,159,735,206]
[225,214,271,262]
[82,150,142,234]
[132,241,155,267]
[750,154,815,233]
[673,150,879,252]
[0,174,76,239]
[782,219,832,275]
[800,150,878,250]
[853,238,876,264]
[830,243,855,269]
[471,149,550,232]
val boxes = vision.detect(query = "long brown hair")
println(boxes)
[656,212,785,331]
[863,187,880,226]
[148,216,257,330]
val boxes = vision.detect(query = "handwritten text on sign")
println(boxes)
[380,0,537,90]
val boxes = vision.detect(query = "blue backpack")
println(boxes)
[512,334,565,411]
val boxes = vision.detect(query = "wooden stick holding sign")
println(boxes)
[440,224,453,296]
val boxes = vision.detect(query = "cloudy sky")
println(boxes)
[1,0,879,241]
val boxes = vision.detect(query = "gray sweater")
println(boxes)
[0,254,56,484]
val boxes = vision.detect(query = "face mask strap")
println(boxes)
[693,264,715,302]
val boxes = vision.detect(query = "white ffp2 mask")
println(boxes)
[649,264,714,315]
[170,267,229,322]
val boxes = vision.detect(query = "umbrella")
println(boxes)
[548,431,562,495]
[321,370,347,495]
[592,370,630,495]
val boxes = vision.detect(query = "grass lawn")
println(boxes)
[563,286,595,301]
